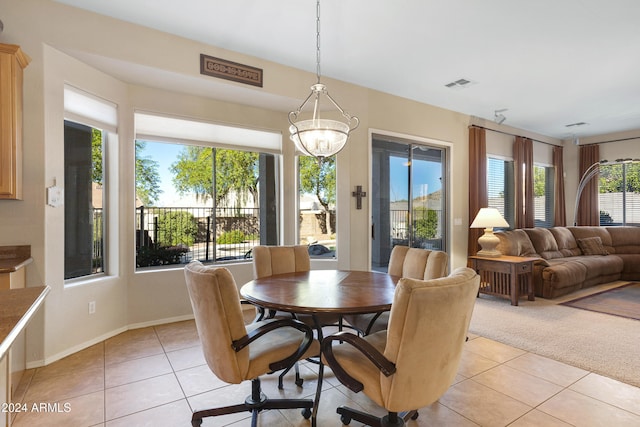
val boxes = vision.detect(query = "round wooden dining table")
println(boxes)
[241,269,399,427]
[240,269,400,316]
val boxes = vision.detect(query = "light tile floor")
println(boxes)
[10,320,640,427]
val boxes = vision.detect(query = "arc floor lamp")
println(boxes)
[573,158,639,226]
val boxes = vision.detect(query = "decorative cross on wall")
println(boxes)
[352,185,367,210]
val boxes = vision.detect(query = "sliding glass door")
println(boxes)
[371,135,448,270]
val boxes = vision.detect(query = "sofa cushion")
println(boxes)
[540,259,587,290]
[495,229,538,257]
[572,255,623,280]
[524,228,564,259]
[614,254,640,279]
[576,236,609,256]
[549,227,582,257]
[569,227,615,254]
[606,227,640,254]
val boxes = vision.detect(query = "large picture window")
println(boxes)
[134,113,280,269]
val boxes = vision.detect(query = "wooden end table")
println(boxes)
[468,255,537,306]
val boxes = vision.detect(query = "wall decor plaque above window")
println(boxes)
[200,54,263,87]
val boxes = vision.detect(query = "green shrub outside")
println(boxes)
[136,245,188,267]
[157,211,198,247]
[218,229,247,244]
[414,208,438,239]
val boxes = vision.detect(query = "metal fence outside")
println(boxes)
[93,208,104,274]
[390,208,444,250]
[135,206,260,267]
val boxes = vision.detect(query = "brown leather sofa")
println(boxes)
[495,226,640,299]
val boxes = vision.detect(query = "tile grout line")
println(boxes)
[12,321,640,426]
[565,374,640,418]
[153,324,194,414]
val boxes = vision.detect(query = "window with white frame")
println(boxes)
[298,155,336,258]
[63,86,117,281]
[487,156,515,229]
[599,162,640,225]
[133,113,281,269]
[533,164,555,227]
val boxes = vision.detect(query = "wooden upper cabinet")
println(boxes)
[0,43,30,200]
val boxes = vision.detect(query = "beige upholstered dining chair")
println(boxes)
[252,244,311,278]
[252,245,343,330]
[322,267,480,427]
[345,245,449,335]
[184,261,321,427]
[252,245,341,388]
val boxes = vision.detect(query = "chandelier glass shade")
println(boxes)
[288,1,358,159]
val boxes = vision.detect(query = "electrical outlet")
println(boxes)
[88,301,96,315]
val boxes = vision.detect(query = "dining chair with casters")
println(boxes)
[322,267,480,427]
[184,261,322,427]
[344,245,449,335]
[252,244,342,387]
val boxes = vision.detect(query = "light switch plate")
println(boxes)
[47,185,64,207]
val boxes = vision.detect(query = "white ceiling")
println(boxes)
[53,0,640,140]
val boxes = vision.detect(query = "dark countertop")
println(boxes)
[0,245,32,273]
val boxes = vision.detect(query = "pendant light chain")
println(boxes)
[316,0,321,84]
[287,0,359,159]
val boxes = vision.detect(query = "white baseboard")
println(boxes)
[27,314,196,369]
[127,314,195,330]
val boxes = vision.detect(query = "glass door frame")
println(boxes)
[368,129,452,271]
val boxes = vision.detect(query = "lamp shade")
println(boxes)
[470,208,509,229]
[470,208,509,257]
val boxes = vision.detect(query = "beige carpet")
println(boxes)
[469,286,640,388]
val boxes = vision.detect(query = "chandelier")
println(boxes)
[288,0,359,159]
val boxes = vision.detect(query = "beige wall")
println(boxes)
[0,0,637,366]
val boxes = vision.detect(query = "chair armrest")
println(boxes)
[232,318,314,372]
[321,331,396,393]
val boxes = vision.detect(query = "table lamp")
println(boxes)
[470,208,509,257]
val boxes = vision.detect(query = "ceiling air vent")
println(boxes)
[445,78,475,90]
[565,122,589,127]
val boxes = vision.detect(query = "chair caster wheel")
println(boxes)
[295,377,304,387]
[301,408,312,419]
[340,414,352,425]
[191,418,203,427]
[411,411,419,420]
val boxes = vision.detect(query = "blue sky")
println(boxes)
[138,140,184,205]
[389,155,442,202]
[139,141,443,205]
